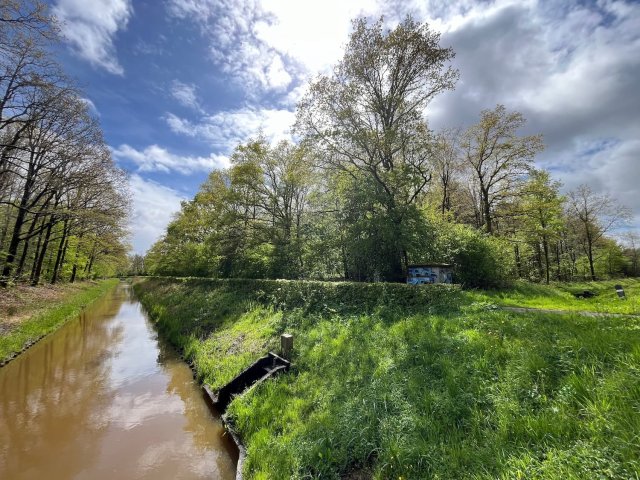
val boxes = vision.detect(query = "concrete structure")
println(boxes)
[407,263,453,285]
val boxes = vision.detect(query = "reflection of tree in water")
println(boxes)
[156,334,238,477]
[0,288,127,479]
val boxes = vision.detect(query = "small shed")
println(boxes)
[407,263,453,285]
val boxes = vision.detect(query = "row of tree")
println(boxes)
[0,1,130,286]
[145,17,635,286]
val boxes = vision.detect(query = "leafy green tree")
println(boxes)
[296,16,457,280]
[521,170,565,283]
[430,129,463,216]
[462,105,544,235]
[567,184,630,280]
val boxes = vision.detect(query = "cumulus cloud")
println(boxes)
[53,0,132,75]
[165,0,378,94]
[165,108,295,152]
[112,144,230,174]
[400,0,640,224]
[128,175,185,254]
[161,0,640,228]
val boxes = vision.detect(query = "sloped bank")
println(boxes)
[134,277,640,480]
[0,279,119,366]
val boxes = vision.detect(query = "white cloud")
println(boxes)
[170,80,202,111]
[165,108,295,152]
[553,138,640,222]
[402,0,640,224]
[166,0,378,94]
[161,0,640,229]
[254,0,378,73]
[129,175,185,254]
[112,144,230,175]
[54,0,132,75]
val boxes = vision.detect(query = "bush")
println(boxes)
[154,276,462,316]
[417,215,515,289]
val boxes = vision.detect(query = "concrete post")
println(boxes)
[281,333,293,359]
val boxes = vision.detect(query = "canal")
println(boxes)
[0,282,237,479]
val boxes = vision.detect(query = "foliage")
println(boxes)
[567,184,631,280]
[462,104,544,234]
[135,277,640,479]
[295,16,457,279]
[143,16,636,285]
[411,211,515,288]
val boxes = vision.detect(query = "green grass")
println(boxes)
[135,278,640,479]
[0,279,119,362]
[465,278,640,315]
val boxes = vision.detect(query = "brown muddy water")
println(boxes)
[0,283,237,480]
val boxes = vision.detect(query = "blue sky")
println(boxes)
[46,0,640,253]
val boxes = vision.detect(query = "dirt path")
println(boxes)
[499,306,640,318]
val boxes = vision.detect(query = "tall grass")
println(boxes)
[135,278,640,479]
[467,278,640,314]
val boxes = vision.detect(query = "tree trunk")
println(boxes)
[1,156,36,285]
[441,182,448,215]
[482,187,492,234]
[1,197,28,285]
[542,235,550,284]
[535,242,544,281]
[31,218,55,286]
[30,219,46,282]
[14,215,41,280]
[86,243,97,276]
[69,234,83,283]
[50,220,69,284]
[585,227,596,281]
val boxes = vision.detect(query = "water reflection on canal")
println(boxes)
[0,283,236,480]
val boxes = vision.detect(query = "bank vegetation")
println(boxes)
[135,277,640,479]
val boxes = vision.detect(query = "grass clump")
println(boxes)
[0,279,119,362]
[135,277,640,479]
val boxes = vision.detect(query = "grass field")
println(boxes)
[466,278,640,315]
[135,278,640,479]
[0,279,119,362]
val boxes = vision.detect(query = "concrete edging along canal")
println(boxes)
[203,385,247,480]
[200,351,292,480]
[176,351,246,480]
[176,349,250,480]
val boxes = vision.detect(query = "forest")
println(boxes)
[144,17,637,287]
[0,1,130,287]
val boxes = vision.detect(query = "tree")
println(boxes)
[462,105,544,234]
[430,128,462,216]
[296,16,458,280]
[567,184,631,280]
[230,139,312,277]
[622,231,639,277]
[521,170,565,283]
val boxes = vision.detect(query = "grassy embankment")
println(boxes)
[467,278,640,314]
[135,277,640,479]
[0,279,119,363]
